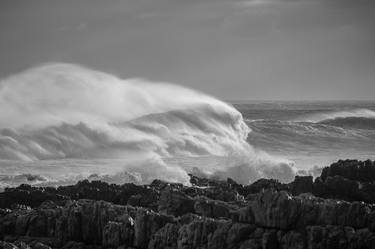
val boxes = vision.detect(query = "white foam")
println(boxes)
[296,109,375,123]
[0,63,296,185]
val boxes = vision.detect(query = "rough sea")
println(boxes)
[1,64,374,189]
[236,101,375,171]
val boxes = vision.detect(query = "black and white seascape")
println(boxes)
[1,65,374,188]
[1,1,375,249]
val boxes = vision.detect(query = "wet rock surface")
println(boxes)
[1,159,375,248]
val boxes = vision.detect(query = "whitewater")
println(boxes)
[237,100,375,175]
[0,63,296,189]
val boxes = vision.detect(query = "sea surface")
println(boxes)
[1,64,374,189]
[235,100,375,170]
[1,100,375,190]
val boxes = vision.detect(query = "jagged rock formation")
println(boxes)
[1,159,375,249]
[313,159,375,202]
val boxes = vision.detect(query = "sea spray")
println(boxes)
[0,63,296,186]
[295,108,375,123]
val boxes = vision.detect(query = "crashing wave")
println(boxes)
[0,63,296,185]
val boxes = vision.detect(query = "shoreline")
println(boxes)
[1,159,375,249]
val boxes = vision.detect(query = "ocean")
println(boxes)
[235,101,375,171]
[1,64,374,189]
[2,100,374,190]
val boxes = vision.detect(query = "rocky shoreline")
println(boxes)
[1,159,375,249]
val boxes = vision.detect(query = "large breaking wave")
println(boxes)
[0,63,295,186]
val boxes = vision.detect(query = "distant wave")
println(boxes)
[318,117,375,130]
[0,63,296,185]
[246,118,375,154]
[295,108,375,123]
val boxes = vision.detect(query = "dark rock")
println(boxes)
[0,180,159,210]
[177,218,220,249]
[367,211,375,232]
[306,225,367,249]
[243,178,289,198]
[0,185,68,210]
[0,241,19,249]
[321,159,375,182]
[187,175,244,202]
[248,189,372,230]
[311,160,375,203]
[290,175,313,195]
[239,239,262,249]
[133,208,174,249]
[232,206,255,224]
[314,175,360,201]
[148,223,179,249]
[226,223,256,246]
[194,197,235,219]
[262,230,278,249]
[157,188,195,216]
[102,220,133,248]
[2,159,375,249]
[249,190,301,229]
[278,230,304,249]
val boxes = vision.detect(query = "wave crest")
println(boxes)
[318,117,375,130]
[295,108,375,123]
[0,63,296,185]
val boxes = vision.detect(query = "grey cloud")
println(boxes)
[0,0,374,100]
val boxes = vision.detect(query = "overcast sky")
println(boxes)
[1,0,374,100]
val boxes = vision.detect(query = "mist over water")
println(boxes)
[0,63,296,188]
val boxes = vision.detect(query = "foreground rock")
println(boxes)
[2,159,375,210]
[1,190,375,249]
[313,160,375,202]
[1,159,375,249]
